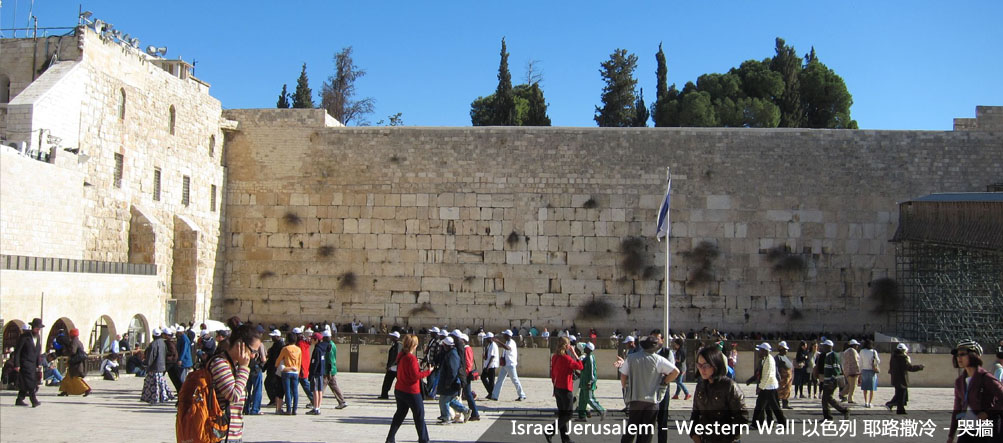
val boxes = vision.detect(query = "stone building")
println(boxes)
[1,26,229,351]
[2,25,1001,348]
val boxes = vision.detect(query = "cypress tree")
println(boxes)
[524,83,551,126]
[653,43,669,126]
[632,88,649,127]
[492,38,517,126]
[594,49,639,127]
[292,63,314,109]
[276,84,290,108]
[770,38,803,127]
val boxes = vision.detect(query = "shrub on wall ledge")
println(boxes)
[577,298,614,321]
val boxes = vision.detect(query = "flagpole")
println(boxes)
[664,168,671,338]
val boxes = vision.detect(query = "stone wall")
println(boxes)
[0,149,85,257]
[0,27,228,327]
[221,109,1002,335]
[0,269,161,349]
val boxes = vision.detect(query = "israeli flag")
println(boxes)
[655,177,671,241]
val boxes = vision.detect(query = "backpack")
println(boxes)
[175,361,229,443]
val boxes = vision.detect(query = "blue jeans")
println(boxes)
[461,379,478,417]
[299,376,314,403]
[44,367,64,385]
[427,369,439,395]
[674,371,689,396]
[244,371,263,414]
[282,372,299,413]
[438,393,468,421]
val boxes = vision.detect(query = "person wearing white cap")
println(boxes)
[776,341,794,409]
[435,336,471,424]
[620,335,639,359]
[841,340,862,404]
[379,331,402,399]
[490,330,526,401]
[885,342,923,415]
[422,328,444,398]
[819,340,849,420]
[750,343,785,425]
[140,325,174,404]
[575,341,605,422]
[456,333,480,421]
[481,332,499,397]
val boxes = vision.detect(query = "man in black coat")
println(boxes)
[379,331,402,399]
[13,318,45,407]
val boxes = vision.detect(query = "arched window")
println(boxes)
[119,88,126,120]
[168,105,176,135]
[0,73,10,103]
[208,134,215,157]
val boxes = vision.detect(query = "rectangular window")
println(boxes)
[210,184,217,212]
[153,168,161,201]
[182,175,190,207]
[113,153,124,188]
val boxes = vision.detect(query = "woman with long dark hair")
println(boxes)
[690,346,748,443]
[207,322,260,442]
[947,340,1003,443]
[386,334,431,443]
[262,330,284,414]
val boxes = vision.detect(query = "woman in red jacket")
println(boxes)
[548,337,584,443]
[386,334,432,443]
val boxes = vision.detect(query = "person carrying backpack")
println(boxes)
[207,323,258,441]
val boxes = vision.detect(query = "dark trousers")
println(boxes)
[886,385,908,414]
[381,370,396,397]
[621,401,658,443]
[15,371,39,405]
[657,393,670,443]
[481,367,496,397]
[753,388,785,424]
[548,388,575,443]
[822,381,848,419]
[387,390,429,443]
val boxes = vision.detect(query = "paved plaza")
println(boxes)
[0,370,968,442]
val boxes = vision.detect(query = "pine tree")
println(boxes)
[594,49,639,127]
[292,63,314,109]
[492,38,517,126]
[523,83,551,126]
[632,88,649,127]
[276,84,290,108]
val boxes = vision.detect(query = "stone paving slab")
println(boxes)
[0,372,961,442]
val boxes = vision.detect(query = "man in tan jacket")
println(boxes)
[841,340,861,403]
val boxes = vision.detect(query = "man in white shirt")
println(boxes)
[619,336,678,443]
[751,342,785,425]
[110,335,121,354]
[481,332,499,397]
[489,330,526,401]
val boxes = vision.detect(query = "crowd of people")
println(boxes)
[3,316,1002,443]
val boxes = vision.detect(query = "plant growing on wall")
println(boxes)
[577,298,615,321]
[318,245,334,258]
[338,271,357,290]
[766,244,806,272]
[619,237,648,278]
[408,302,436,316]
[582,196,598,209]
[869,277,900,314]
[683,240,720,285]
[283,211,302,226]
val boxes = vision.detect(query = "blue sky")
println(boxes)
[3,1,1001,129]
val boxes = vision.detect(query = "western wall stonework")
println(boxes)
[221,109,1002,335]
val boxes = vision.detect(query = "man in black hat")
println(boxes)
[12,318,45,407]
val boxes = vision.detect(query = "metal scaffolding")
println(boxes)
[894,241,1003,345]
[892,193,1003,346]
